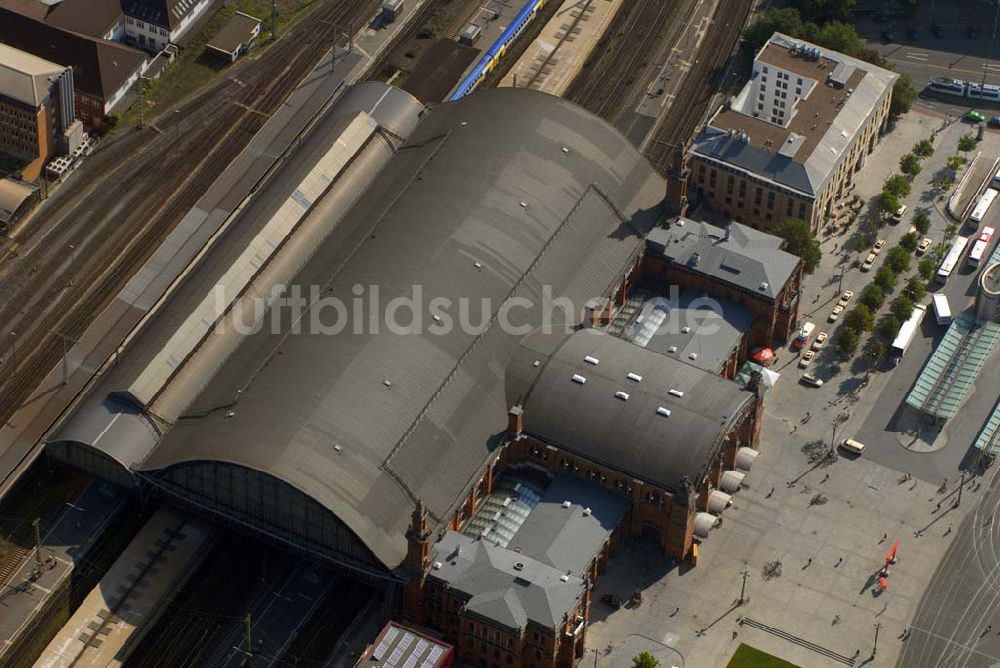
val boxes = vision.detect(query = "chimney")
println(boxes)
[508,405,524,436]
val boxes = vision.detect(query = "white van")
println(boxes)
[840,438,866,455]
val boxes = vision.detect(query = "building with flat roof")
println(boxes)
[641,217,803,350]
[0,43,75,180]
[688,32,897,232]
[0,7,147,128]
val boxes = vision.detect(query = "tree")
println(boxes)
[918,257,936,280]
[905,275,927,302]
[799,0,857,21]
[900,153,921,177]
[878,191,901,216]
[900,232,918,253]
[948,155,967,170]
[878,314,901,340]
[958,133,978,154]
[773,218,822,273]
[859,285,885,311]
[944,223,958,241]
[813,21,865,54]
[886,247,911,273]
[632,652,660,668]
[913,139,935,158]
[884,174,911,198]
[836,327,859,356]
[844,303,875,332]
[892,295,914,321]
[875,266,897,293]
[741,8,805,60]
[890,74,916,117]
[913,209,931,235]
[866,337,886,363]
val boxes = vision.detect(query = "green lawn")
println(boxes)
[728,644,801,668]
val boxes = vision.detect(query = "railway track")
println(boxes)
[563,0,690,124]
[0,0,381,432]
[642,0,754,172]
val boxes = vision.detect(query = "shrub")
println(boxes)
[905,276,927,302]
[913,139,934,158]
[900,232,918,253]
[844,303,875,333]
[878,191,901,215]
[918,257,936,280]
[958,133,978,153]
[912,209,931,235]
[900,153,922,177]
[947,155,967,170]
[883,174,911,198]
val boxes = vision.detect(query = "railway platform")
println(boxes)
[33,506,213,668]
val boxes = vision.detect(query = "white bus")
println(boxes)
[968,226,996,268]
[932,293,952,325]
[970,188,999,225]
[937,236,970,282]
[891,304,927,361]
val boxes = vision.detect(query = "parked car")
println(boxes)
[968,110,985,123]
[801,373,824,387]
[799,350,816,368]
[873,239,886,253]
[861,252,877,271]
[840,438,866,454]
[880,31,894,43]
[990,116,1000,129]
[892,204,908,221]
[838,290,854,306]
[812,331,828,350]
[917,237,932,254]
[829,304,844,322]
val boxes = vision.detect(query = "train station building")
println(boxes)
[688,32,897,232]
[45,84,765,666]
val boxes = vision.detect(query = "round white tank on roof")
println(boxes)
[707,490,732,514]
[694,512,720,538]
[736,447,759,471]
[719,470,746,493]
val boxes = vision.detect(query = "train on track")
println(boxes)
[447,0,548,101]
[927,77,1000,103]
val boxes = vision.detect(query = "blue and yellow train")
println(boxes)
[447,0,548,101]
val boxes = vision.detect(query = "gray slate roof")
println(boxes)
[645,218,799,299]
[507,475,628,577]
[51,86,666,573]
[506,329,755,493]
[430,531,584,631]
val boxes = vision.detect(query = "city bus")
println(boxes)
[969,188,999,225]
[891,304,927,363]
[967,226,996,268]
[932,293,952,325]
[937,236,970,283]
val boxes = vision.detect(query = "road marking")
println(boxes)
[907,52,929,61]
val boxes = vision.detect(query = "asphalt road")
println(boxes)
[899,465,1000,667]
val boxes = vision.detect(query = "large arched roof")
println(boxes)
[51,86,666,572]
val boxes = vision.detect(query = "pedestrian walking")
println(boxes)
[944,525,952,536]
[671,607,679,616]
[835,557,843,567]
[879,533,887,543]
[822,473,830,483]
[732,630,738,640]
[767,487,774,498]
[806,558,812,568]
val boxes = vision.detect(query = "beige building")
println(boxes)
[688,32,897,231]
[0,43,75,181]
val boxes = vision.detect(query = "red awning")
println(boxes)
[752,348,774,364]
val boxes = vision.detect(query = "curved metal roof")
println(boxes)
[51,86,666,571]
[507,328,755,492]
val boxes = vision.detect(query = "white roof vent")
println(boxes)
[571,374,587,385]
[561,146,569,154]
[615,391,630,401]
[532,360,540,367]
[519,200,528,208]
[681,326,691,333]
[584,355,599,365]
[667,346,678,353]
[562,500,571,508]
[513,562,525,571]
[657,406,672,417]
[759,281,769,291]
[627,372,642,382]
[473,260,482,269]
[669,389,685,398]
[689,353,698,360]
[560,574,570,582]
[432,561,443,570]
[333,445,342,453]
[582,507,592,516]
